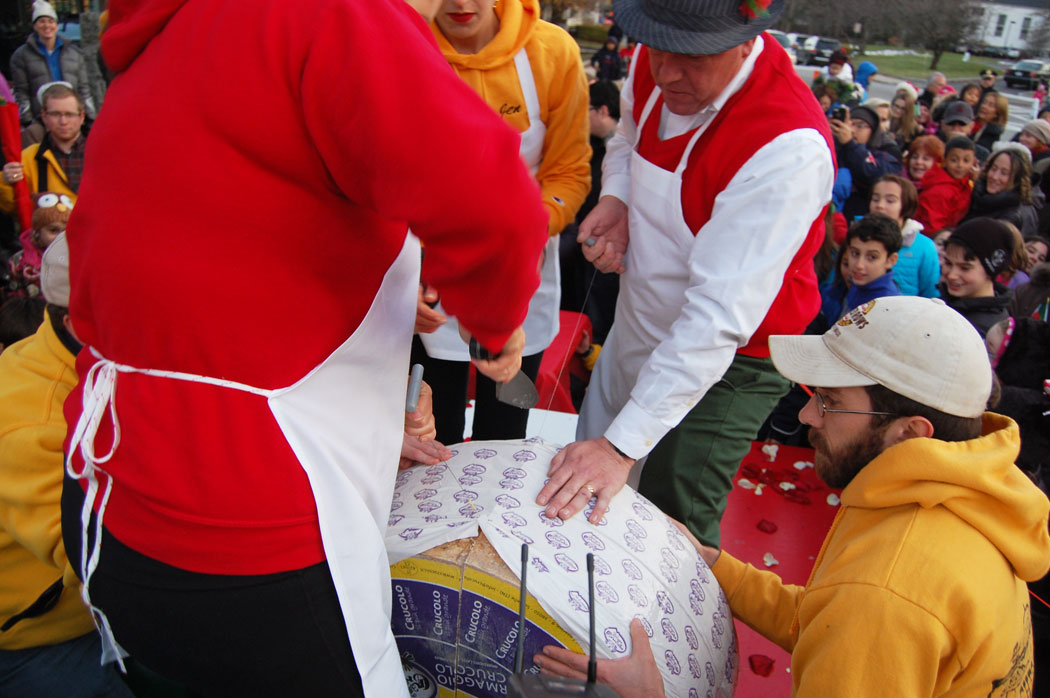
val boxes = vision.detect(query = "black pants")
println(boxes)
[411,335,544,444]
[62,475,365,698]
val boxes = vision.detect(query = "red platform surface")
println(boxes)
[720,441,841,697]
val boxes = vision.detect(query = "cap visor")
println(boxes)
[768,335,877,388]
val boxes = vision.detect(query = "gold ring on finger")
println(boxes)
[584,484,595,494]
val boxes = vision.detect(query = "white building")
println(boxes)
[973,0,1050,56]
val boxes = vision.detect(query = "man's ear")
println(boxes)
[886,252,899,269]
[884,415,935,447]
[599,105,610,119]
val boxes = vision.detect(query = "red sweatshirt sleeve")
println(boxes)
[300,0,548,353]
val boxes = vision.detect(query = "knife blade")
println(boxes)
[468,337,539,409]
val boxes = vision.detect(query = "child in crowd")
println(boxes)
[915,137,975,233]
[822,214,902,322]
[939,217,1015,336]
[868,174,940,297]
[997,223,1031,290]
[6,193,72,297]
[903,135,944,191]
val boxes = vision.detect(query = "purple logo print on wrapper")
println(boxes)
[689,590,705,616]
[690,579,706,601]
[603,627,628,654]
[621,559,643,581]
[546,531,571,549]
[661,617,678,643]
[689,689,699,698]
[554,553,578,572]
[500,479,524,490]
[420,473,444,485]
[495,494,520,509]
[627,584,648,608]
[458,475,482,486]
[631,501,653,521]
[388,514,404,526]
[426,464,447,475]
[424,514,445,523]
[710,624,723,650]
[660,561,678,584]
[705,661,716,687]
[623,532,644,553]
[502,512,527,528]
[512,530,534,545]
[417,500,441,513]
[531,556,549,573]
[638,616,654,637]
[473,448,497,459]
[625,519,647,539]
[581,531,605,551]
[503,466,527,479]
[396,471,411,487]
[655,591,674,614]
[595,581,618,603]
[664,650,681,676]
[591,554,611,576]
[512,450,536,463]
[399,528,422,540]
[666,528,686,552]
[568,590,589,612]
[689,654,702,680]
[414,489,437,501]
[661,548,680,570]
[453,490,478,503]
[685,625,698,651]
[458,504,483,518]
[462,463,486,476]
[695,559,710,583]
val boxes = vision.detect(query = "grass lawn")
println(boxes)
[857,45,1001,81]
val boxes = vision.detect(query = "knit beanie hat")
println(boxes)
[947,217,1015,277]
[1022,119,1050,146]
[32,1,57,23]
[850,105,880,133]
[31,192,73,231]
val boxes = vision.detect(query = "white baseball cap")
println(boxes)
[40,232,70,307]
[769,297,991,418]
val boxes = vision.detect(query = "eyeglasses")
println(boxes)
[44,111,82,121]
[808,389,897,418]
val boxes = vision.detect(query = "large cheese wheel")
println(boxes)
[386,439,737,698]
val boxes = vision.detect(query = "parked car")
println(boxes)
[768,30,797,64]
[1005,59,1050,89]
[803,36,841,66]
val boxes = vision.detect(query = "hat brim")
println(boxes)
[613,0,783,55]
[768,335,878,389]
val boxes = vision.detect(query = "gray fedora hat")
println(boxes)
[613,0,784,55]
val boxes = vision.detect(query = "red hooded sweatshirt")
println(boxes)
[64,0,548,574]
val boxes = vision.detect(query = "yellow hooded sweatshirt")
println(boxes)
[431,0,590,236]
[0,312,93,650]
[713,413,1050,697]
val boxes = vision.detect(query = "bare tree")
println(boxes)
[1027,9,1050,59]
[903,0,981,69]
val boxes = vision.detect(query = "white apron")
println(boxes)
[66,235,420,698]
[420,48,560,359]
[577,88,708,484]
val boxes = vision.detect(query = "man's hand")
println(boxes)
[414,283,447,334]
[578,196,629,274]
[459,325,525,384]
[534,618,665,698]
[404,380,437,441]
[669,518,721,567]
[536,437,633,524]
[829,118,852,145]
[1,162,24,185]
[399,435,452,470]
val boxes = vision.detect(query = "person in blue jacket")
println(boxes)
[869,174,940,298]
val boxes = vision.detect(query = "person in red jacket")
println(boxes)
[60,0,548,696]
[914,137,976,233]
